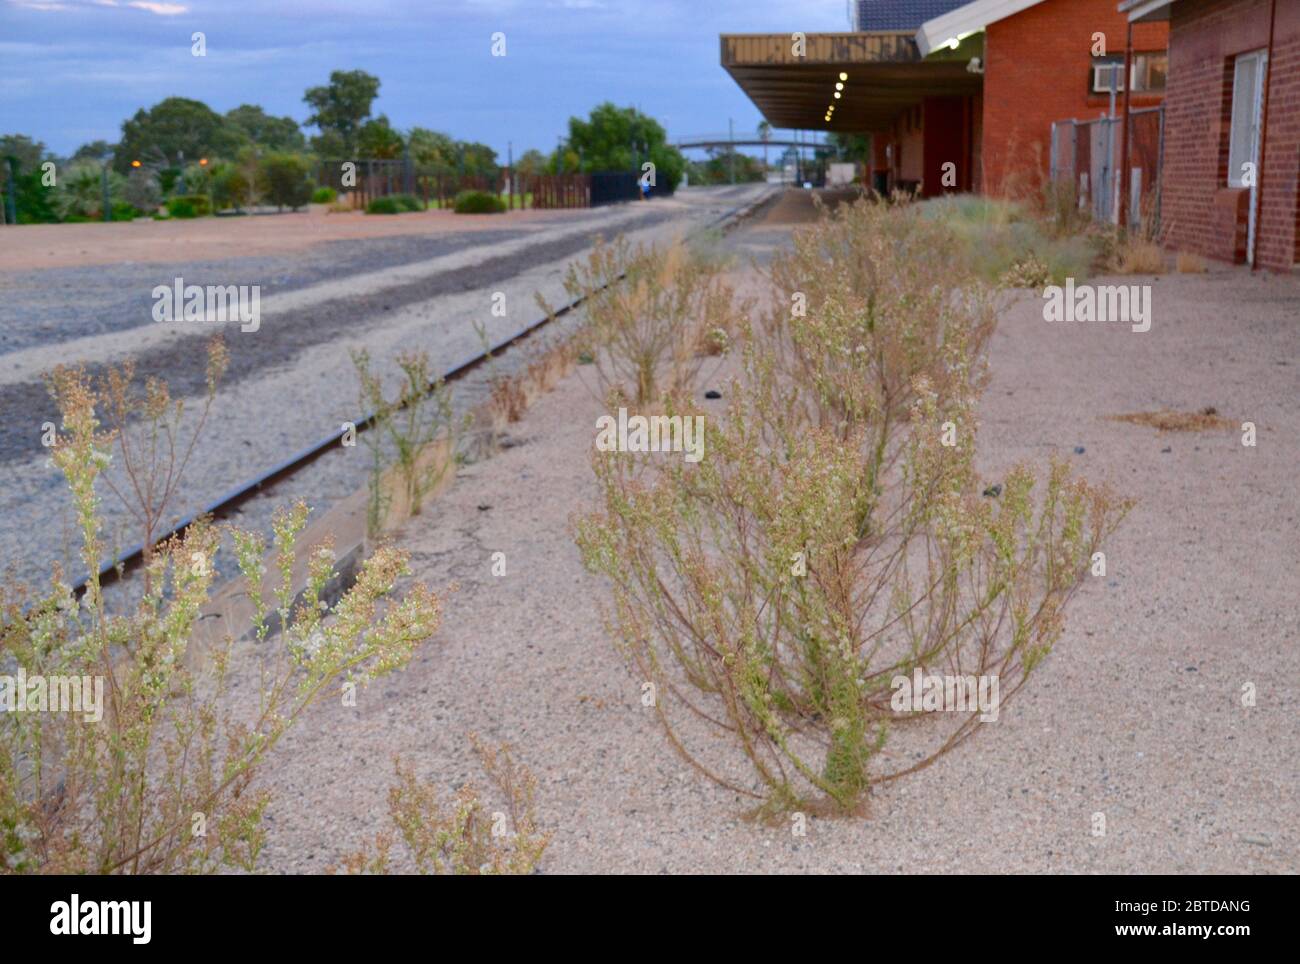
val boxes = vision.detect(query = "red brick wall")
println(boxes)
[895,105,925,185]
[1162,0,1300,270]
[1259,1,1300,270]
[923,96,973,194]
[983,0,1168,196]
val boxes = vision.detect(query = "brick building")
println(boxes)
[1122,0,1299,270]
[722,0,1168,197]
[918,0,1168,195]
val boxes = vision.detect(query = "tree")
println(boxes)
[357,114,404,159]
[407,127,457,174]
[689,148,765,186]
[70,140,117,163]
[303,69,381,157]
[224,105,305,153]
[210,149,258,211]
[258,153,314,211]
[829,132,871,164]
[557,103,685,191]
[113,97,237,174]
[53,161,125,220]
[456,141,498,178]
[1,134,57,223]
[1,133,46,179]
[514,148,546,177]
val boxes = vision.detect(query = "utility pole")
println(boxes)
[101,166,112,222]
[1106,62,1120,224]
[4,158,17,224]
[728,118,735,185]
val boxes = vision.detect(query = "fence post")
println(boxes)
[4,158,17,225]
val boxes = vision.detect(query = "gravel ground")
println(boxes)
[242,205,1299,874]
[0,185,769,590]
[0,227,527,354]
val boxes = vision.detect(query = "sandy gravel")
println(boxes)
[0,203,593,272]
[247,220,1299,874]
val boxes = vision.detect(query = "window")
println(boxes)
[1090,53,1168,94]
[1228,50,1267,188]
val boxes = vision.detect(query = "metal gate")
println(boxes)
[1050,105,1164,229]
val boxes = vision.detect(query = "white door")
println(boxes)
[1229,50,1268,265]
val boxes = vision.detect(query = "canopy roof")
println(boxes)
[720,31,982,132]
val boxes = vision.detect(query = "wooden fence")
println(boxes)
[314,159,642,210]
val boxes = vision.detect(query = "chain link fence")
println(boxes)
[1050,105,1164,230]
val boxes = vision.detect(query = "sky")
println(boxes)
[0,0,853,159]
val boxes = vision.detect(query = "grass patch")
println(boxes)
[1106,407,1235,432]
[921,194,1096,286]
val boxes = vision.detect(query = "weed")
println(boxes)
[334,738,549,874]
[352,349,458,537]
[561,236,747,406]
[66,337,229,593]
[2,367,442,874]
[577,201,1129,817]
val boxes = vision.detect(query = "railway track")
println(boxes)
[75,187,778,594]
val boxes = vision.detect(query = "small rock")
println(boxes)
[1240,833,1271,847]
[704,389,722,400]
[1161,446,1172,453]
[982,484,1002,498]
[477,504,492,512]
[1074,446,1086,454]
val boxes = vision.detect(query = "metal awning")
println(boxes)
[1118,0,1178,23]
[721,31,983,132]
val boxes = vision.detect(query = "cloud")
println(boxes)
[6,0,188,11]
[126,1,187,13]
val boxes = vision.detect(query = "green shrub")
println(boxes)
[165,194,211,218]
[211,162,254,211]
[922,193,1095,285]
[257,153,313,211]
[110,201,141,221]
[394,193,424,212]
[311,186,337,204]
[453,190,505,214]
[367,196,402,215]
